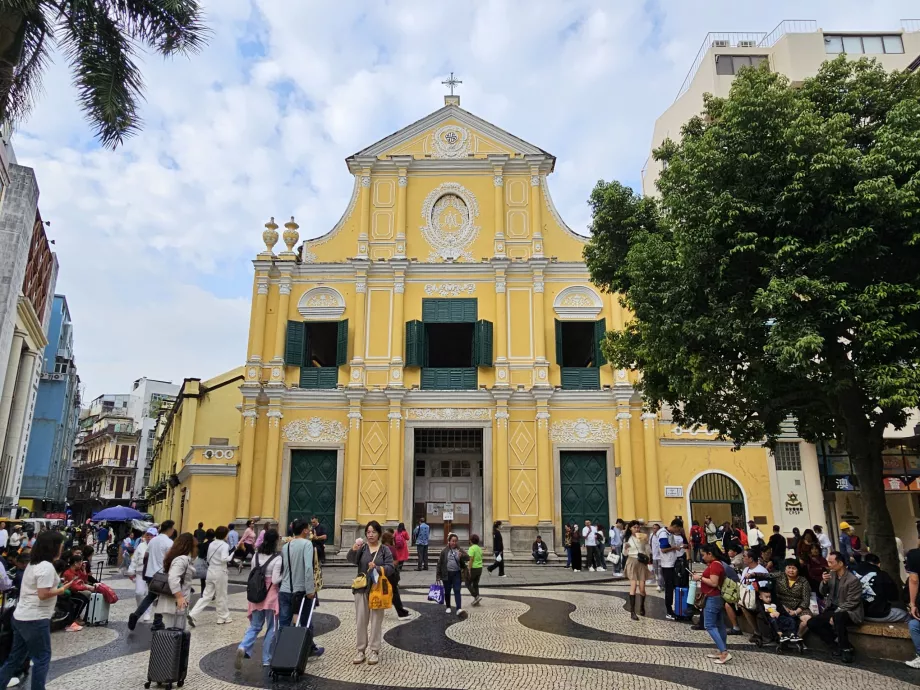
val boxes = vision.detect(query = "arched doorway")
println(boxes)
[688,472,746,528]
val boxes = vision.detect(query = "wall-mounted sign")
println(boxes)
[664,486,684,498]
[443,502,454,521]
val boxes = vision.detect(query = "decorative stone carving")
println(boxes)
[279,279,292,296]
[550,418,616,444]
[398,175,408,187]
[536,410,551,429]
[424,283,475,297]
[531,175,540,186]
[361,176,371,187]
[533,277,544,294]
[257,280,269,296]
[388,411,402,429]
[406,408,491,421]
[493,175,504,187]
[301,245,318,263]
[431,124,471,159]
[247,367,257,379]
[242,409,258,427]
[495,279,506,294]
[420,182,480,262]
[266,408,283,428]
[262,217,279,253]
[391,368,401,380]
[394,280,405,294]
[282,217,299,253]
[298,286,346,320]
[347,410,363,429]
[553,285,604,320]
[672,426,718,437]
[355,279,367,294]
[283,417,347,444]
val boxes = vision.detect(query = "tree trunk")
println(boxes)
[846,434,901,579]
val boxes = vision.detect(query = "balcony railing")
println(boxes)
[72,457,137,470]
[676,32,767,100]
[759,19,818,49]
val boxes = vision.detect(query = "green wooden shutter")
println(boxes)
[474,320,493,367]
[336,319,349,366]
[284,321,306,366]
[405,320,424,366]
[422,298,477,323]
[300,367,338,389]
[594,318,607,367]
[562,368,600,390]
[555,319,564,366]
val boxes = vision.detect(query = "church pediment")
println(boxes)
[349,104,552,165]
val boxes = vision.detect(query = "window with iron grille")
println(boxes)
[774,442,802,471]
[414,428,483,453]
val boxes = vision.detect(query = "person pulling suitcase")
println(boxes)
[270,596,319,682]
[145,606,190,690]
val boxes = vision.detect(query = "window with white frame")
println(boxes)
[824,34,904,55]
[774,442,802,471]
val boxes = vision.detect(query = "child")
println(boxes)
[55,558,84,632]
[757,588,799,643]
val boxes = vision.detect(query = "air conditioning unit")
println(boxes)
[712,40,730,48]
[738,40,758,48]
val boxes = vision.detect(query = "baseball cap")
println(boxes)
[145,527,159,536]
[838,521,850,530]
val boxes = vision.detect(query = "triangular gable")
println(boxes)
[350,104,552,160]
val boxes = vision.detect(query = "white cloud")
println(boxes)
[12,0,920,397]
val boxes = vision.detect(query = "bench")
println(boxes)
[738,613,914,660]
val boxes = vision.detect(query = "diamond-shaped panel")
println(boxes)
[362,422,388,465]
[510,470,536,515]
[361,472,387,514]
[510,422,534,466]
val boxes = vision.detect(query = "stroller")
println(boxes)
[751,598,805,654]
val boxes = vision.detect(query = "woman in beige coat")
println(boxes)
[154,532,197,629]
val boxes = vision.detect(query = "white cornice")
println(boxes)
[550,389,617,405]
[178,463,237,483]
[404,390,494,406]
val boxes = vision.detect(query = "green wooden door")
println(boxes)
[288,450,337,545]
[560,451,609,529]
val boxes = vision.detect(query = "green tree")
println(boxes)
[0,1,207,148]
[585,56,920,577]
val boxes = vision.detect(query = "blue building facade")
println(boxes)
[21,295,79,511]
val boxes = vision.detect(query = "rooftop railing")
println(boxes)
[676,32,768,100]
[759,20,818,48]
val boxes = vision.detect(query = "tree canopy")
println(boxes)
[0,0,208,148]
[585,56,920,576]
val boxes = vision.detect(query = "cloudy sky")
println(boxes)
[14,0,919,399]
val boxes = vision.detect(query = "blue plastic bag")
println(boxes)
[427,583,445,604]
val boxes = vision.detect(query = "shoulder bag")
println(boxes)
[352,546,380,594]
[368,550,393,611]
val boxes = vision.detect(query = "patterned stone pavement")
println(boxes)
[32,572,919,689]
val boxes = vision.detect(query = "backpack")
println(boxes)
[721,573,742,604]
[246,553,279,603]
[395,531,406,550]
[691,526,702,545]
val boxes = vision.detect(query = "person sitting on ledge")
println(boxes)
[805,551,864,664]
[853,553,909,623]
[532,536,548,565]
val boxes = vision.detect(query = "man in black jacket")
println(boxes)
[767,525,787,562]
[853,554,908,622]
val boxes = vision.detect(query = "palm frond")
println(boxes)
[0,1,53,125]
[104,0,208,55]
[58,0,144,148]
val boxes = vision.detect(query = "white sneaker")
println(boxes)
[589,567,595,572]
[498,575,507,578]
[574,569,581,572]
[456,608,467,619]
[7,677,20,688]
[445,607,452,614]
[597,567,605,572]
[905,656,920,669]
[657,586,663,592]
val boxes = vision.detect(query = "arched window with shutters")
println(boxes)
[687,471,748,529]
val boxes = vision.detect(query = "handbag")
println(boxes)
[368,569,393,610]
[148,570,171,596]
[193,557,208,580]
[427,583,445,604]
[740,585,758,611]
[352,545,380,593]
[606,551,620,565]
[637,552,650,565]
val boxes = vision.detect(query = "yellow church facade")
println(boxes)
[162,95,792,553]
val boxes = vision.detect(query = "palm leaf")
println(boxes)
[105,0,208,54]
[58,0,145,147]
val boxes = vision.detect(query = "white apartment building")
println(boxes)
[642,19,920,546]
[643,19,920,196]
[126,378,178,495]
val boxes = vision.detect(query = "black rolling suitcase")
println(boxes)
[145,609,190,689]
[270,596,316,682]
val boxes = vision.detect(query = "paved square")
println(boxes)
[38,569,919,689]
